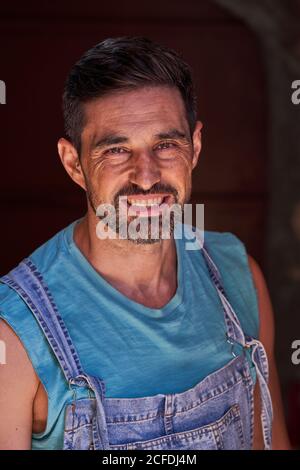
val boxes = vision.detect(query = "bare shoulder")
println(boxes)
[247,254,274,350]
[0,318,40,449]
[246,254,292,450]
[0,318,39,391]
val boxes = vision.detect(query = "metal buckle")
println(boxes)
[226,334,237,358]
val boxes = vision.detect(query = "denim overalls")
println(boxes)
[1,238,273,450]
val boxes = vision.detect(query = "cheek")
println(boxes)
[88,157,112,177]
[162,155,192,183]
[86,158,115,187]
[166,154,194,182]
[91,158,133,187]
[89,170,129,204]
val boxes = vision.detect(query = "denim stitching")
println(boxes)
[109,404,241,450]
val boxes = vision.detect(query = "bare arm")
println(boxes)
[248,255,292,450]
[0,319,39,449]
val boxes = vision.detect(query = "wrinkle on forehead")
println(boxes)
[82,86,189,144]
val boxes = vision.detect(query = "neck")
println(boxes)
[73,213,178,308]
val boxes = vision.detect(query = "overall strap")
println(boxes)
[1,258,83,382]
[201,241,247,347]
[199,235,273,450]
[0,258,110,450]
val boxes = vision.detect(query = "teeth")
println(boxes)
[128,197,163,206]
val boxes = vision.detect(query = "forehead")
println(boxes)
[82,86,189,142]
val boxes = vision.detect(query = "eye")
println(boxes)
[155,141,177,150]
[104,147,129,155]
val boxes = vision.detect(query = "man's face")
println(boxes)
[65,86,202,243]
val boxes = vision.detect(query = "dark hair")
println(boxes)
[62,36,197,156]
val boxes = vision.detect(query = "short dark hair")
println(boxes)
[62,36,197,156]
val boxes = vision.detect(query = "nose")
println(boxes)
[129,150,161,191]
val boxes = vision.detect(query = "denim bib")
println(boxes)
[1,236,273,450]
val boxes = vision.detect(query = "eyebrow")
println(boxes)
[91,128,190,151]
[91,134,129,151]
[154,129,189,141]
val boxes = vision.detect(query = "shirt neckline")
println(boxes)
[63,218,184,319]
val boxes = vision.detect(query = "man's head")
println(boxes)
[58,37,203,243]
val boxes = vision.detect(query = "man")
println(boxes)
[0,37,291,450]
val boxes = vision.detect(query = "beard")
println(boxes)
[86,181,189,245]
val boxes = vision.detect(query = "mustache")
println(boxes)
[113,183,179,203]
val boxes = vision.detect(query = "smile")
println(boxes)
[123,194,173,217]
[127,194,171,215]
[127,194,171,205]
[128,197,163,207]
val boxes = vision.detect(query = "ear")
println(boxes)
[191,121,203,170]
[57,138,86,191]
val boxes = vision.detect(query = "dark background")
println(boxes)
[1,0,300,446]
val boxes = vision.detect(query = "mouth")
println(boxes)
[121,194,174,217]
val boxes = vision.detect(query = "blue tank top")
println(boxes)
[0,219,259,450]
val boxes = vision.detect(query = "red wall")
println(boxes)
[0,0,268,273]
